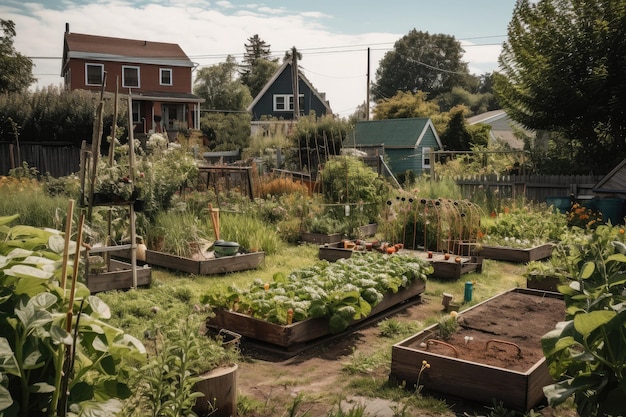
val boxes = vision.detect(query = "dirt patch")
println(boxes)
[232,291,569,416]
[408,291,565,371]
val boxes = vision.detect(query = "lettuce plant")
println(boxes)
[0,214,146,417]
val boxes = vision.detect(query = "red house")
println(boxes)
[61,24,203,136]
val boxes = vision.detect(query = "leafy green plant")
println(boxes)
[201,253,433,333]
[123,314,228,417]
[0,214,146,417]
[523,259,568,282]
[541,224,626,416]
[480,205,567,248]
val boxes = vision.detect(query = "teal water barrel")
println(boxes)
[593,198,625,225]
[545,196,572,214]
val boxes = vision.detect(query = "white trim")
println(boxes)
[122,65,140,88]
[422,147,432,169]
[159,68,173,86]
[85,63,104,86]
[273,93,304,112]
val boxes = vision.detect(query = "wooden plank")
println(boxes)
[198,252,264,275]
[477,244,554,263]
[113,249,265,275]
[145,250,201,274]
[301,232,345,244]
[208,278,426,348]
[391,345,531,410]
[86,259,151,293]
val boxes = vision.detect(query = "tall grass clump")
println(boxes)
[216,212,284,255]
[0,176,69,228]
[146,210,206,257]
[406,175,462,201]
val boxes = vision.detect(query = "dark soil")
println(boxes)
[234,290,571,416]
[406,291,565,371]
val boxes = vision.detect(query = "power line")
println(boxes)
[25,36,507,62]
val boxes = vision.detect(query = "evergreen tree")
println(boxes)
[240,35,278,98]
[495,0,626,173]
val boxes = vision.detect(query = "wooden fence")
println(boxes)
[0,143,80,177]
[454,174,604,204]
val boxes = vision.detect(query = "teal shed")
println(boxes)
[345,118,443,176]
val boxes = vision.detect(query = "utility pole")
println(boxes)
[366,47,370,121]
[291,46,300,120]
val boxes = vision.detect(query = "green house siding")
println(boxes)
[386,149,416,173]
[349,118,442,176]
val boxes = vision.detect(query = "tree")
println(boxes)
[495,0,626,173]
[194,55,252,112]
[240,34,279,98]
[373,91,440,120]
[439,106,474,151]
[199,112,251,151]
[0,19,35,93]
[372,30,471,101]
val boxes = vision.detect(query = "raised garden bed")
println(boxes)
[86,259,152,293]
[475,243,554,263]
[301,224,378,245]
[526,276,562,292]
[114,249,265,275]
[301,232,345,245]
[207,277,426,351]
[318,244,482,280]
[390,288,565,411]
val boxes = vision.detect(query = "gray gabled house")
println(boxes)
[247,61,332,136]
[344,118,443,176]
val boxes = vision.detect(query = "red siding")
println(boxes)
[67,59,191,94]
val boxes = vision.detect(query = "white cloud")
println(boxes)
[5,2,501,117]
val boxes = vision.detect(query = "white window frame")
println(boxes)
[273,94,304,112]
[159,68,172,86]
[85,63,104,86]
[131,101,141,124]
[422,147,432,169]
[122,65,140,88]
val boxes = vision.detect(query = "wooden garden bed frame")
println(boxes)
[113,249,265,275]
[390,288,563,411]
[317,245,483,280]
[475,243,554,263]
[207,277,426,350]
[86,259,152,293]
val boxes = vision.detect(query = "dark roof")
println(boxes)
[352,118,442,148]
[130,90,203,103]
[63,32,194,68]
[247,61,332,114]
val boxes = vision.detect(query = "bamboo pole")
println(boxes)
[60,199,74,294]
[127,93,138,288]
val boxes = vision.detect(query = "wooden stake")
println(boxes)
[60,199,75,294]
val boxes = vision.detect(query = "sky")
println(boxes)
[2,0,517,117]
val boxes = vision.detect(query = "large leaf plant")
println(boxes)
[541,225,626,417]
[0,214,146,417]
